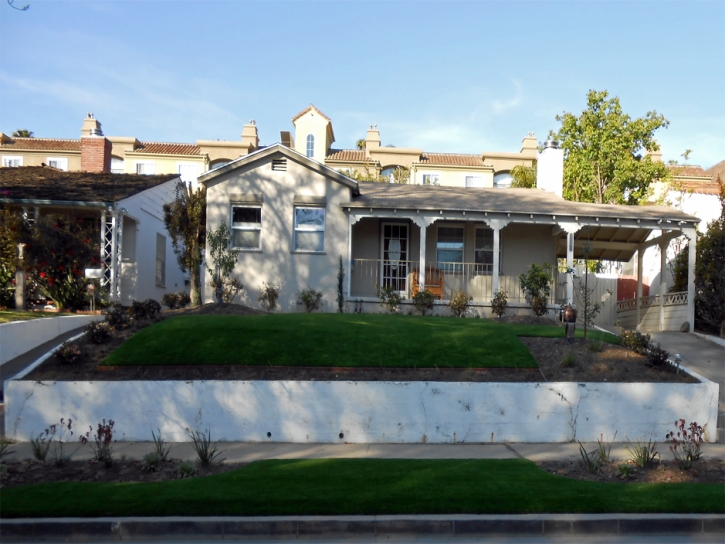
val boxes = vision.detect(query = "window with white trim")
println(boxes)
[306,134,315,158]
[111,157,125,174]
[465,175,485,188]
[294,207,325,252]
[135,161,155,175]
[493,171,514,188]
[422,173,440,186]
[231,206,262,250]
[46,157,68,171]
[2,156,23,167]
[436,226,464,272]
[177,162,198,184]
[155,233,166,287]
[474,227,501,275]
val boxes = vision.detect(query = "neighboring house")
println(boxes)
[0,166,186,305]
[1,114,260,188]
[200,141,700,332]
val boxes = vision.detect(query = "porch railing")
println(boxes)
[616,291,688,313]
[350,258,558,304]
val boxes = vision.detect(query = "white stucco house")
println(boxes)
[0,166,187,305]
[200,141,700,331]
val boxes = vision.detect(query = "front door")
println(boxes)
[381,223,408,294]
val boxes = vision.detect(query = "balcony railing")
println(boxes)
[350,258,560,303]
[616,291,688,312]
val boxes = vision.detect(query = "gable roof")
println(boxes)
[291,104,332,123]
[0,137,81,153]
[325,149,370,162]
[0,166,178,204]
[197,143,359,193]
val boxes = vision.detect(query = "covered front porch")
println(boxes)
[342,183,699,329]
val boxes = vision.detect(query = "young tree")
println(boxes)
[162,182,206,305]
[510,160,537,188]
[205,221,241,303]
[551,90,671,205]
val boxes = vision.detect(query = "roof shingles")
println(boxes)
[0,138,81,152]
[131,142,202,156]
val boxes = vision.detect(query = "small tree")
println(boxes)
[519,263,553,316]
[205,222,240,303]
[163,182,206,305]
[510,160,537,188]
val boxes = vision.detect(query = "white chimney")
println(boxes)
[536,139,563,197]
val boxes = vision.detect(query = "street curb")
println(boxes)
[1,514,723,541]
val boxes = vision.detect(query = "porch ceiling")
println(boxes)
[555,226,654,262]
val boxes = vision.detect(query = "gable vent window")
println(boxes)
[272,159,287,171]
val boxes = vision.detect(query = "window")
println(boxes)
[465,176,485,188]
[47,157,68,171]
[422,173,440,186]
[135,161,155,175]
[294,207,325,252]
[493,171,514,188]
[306,134,315,158]
[231,206,262,249]
[209,160,229,171]
[111,157,124,174]
[474,227,502,275]
[436,226,464,272]
[155,233,166,287]
[178,163,198,184]
[2,156,23,167]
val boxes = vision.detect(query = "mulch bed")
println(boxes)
[20,305,696,384]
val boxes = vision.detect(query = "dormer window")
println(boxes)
[306,134,315,158]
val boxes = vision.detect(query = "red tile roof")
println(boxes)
[326,149,369,162]
[0,137,81,152]
[291,104,332,123]
[680,180,723,195]
[131,142,202,155]
[418,153,488,167]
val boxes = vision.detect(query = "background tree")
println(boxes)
[12,129,33,137]
[162,182,206,305]
[0,209,22,306]
[551,90,671,205]
[510,160,537,188]
[356,139,366,150]
[205,221,242,303]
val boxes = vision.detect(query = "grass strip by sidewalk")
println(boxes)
[2,459,722,518]
[0,310,60,324]
[103,314,614,368]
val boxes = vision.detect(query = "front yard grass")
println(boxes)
[1,459,721,518]
[0,310,59,324]
[103,313,614,368]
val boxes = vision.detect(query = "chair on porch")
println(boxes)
[411,267,444,300]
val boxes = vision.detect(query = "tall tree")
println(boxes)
[162,182,206,305]
[510,160,537,188]
[12,129,33,137]
[551,90,671,205]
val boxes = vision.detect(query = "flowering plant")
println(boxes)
[666,419,704,470]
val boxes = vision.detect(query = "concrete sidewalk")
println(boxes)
[5,440,725,463]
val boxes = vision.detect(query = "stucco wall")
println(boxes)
[5,376,718,443]
[412,167,494,188]
[0,314,103,366]
[205,151,352,312]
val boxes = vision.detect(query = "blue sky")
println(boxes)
[1,0,723,168]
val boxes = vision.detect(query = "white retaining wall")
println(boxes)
[0,315,103,366]
[5,376,719,443]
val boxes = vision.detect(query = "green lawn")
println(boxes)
[1,459,721,518]
[0,310,59,324]
[104,314,615,368]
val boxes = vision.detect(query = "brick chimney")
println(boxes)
[80,113,112,172]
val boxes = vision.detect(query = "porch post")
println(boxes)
[659,238,667,331]
[346,215,353,299]
[636,246,643,331]
[492,227,501,296]
[566,233,574,304]
[110,212,118,302]
[419,222,427,292]
[115,213,124,302]
[684,228,697,332]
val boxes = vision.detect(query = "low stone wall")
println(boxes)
[5,373,719,443]
[0,314,103,366]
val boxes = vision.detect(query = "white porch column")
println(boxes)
[110,212,119,302]
[659,237,667,331]
[115,213,124,302]
[557,222,580,306]
[487,219,510,298]
[636,246,643,330]
[684,228,697,332]
[346,215,354,299]
[419,222,427,292]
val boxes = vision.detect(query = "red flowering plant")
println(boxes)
[665,419,704,471]
[21,214,100,311]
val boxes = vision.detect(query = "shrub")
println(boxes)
[578,441,602,473]
[620,330,650,354]
[48,418,80,467]
[626,438,659,467]
[55,341,81,364]
[518,263,553,316]
[617,464,633,479]
[666,419,704,470]
[105,305,131,330]
[378,285,402,314]
[151,428,171,462]
[162,291,191,310]
[30,428,53,462]
[86,321,112,344]
[449,289,472,318]
[143,451,162,472]
[412,288,435,316]
[188,428,225,467]
[0,436,15,464]
[258,282,280,312]
[221,277,244,304]
[179,461,197,478]
[129,299,162,320]
[561,353,576,367]
[297,287,323,313]
[646,344,669,368]
[587,340,604,352]
[491,289,508,318]
[81,419,115,468]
